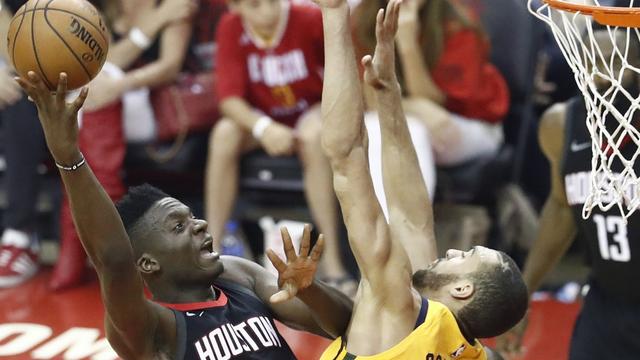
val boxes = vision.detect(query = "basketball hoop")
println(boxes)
[529,0,640,221]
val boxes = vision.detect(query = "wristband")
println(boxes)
[252,116,273,140]
[55,153,86,171]
[128,27,152,50]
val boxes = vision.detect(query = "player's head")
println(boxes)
[412,246,528,339]
[228,0,283,38]
[588,27,640,91]
[116,184,223,293]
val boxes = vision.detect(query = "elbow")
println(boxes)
[164,62,182,81]
[155,59,183,84]
[321,136,348,161]
[321,128,364,161]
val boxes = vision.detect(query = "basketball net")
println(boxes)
[529,0,640,221]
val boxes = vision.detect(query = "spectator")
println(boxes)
[51,0,197,290]
[0,0,45,288]
[353,0,509,168]
[205,0,356,295]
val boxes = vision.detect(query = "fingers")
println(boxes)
[386,0,402,31]
[55,73,67,105]
[14,76,38,102]
[280,226,297,261]
[71,87,89,113]
[310,234,325,262]
[299,224,312,257]
[27,71,46,92]
[266,249,288,274]
[361,54,373,68]
[375,8,385,38]
[269,283,297,304]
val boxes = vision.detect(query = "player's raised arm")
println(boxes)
[316,0,412,297]
[362,1,437,271]
[15,73,166,358]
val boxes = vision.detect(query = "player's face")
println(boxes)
[146,198,223,282]
[233,0,283,37]
[425,246,501,276]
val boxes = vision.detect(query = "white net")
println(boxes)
[529,0,640,221]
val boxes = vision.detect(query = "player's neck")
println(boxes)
[150,284,218,304]
[452,314,476,345]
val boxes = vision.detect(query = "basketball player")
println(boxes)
[497,27,640,360]
[14,72,353,359]
[309,0,527,358]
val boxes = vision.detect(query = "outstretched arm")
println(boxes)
[362,2,437,272]
[317,0,412,303]
[15,73,169,358]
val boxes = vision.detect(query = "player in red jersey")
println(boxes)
[206,0,356,294]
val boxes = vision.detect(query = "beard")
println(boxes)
[412,267,460,292]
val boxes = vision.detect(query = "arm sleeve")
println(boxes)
[215,14,248,101]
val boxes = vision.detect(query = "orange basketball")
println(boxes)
[7,0,110,90]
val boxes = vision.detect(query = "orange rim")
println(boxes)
[544,0,640,27]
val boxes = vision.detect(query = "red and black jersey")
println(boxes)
[562,95,640,303]
[215,2,324,127]
[158,279,296,360]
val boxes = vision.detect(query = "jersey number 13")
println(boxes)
[593,214,631,262]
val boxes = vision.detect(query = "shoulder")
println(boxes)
[218,11,243,33]
[443,27,483,50]
[290,3,322,18]
[289,3,323,27]
[219,256,274,292]
[538,102,568,163]
[219,256,257,288]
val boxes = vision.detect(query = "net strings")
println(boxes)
[531,0,640,221]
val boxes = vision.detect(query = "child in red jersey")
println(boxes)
[206,0,356,295]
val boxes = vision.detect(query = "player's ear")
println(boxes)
[448,279,474,300]
[137,254,160,274]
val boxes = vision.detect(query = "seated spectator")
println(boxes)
[51,0,198,290]
[205,0,356,295]
[353,0,509,169]
[0,0,45,288]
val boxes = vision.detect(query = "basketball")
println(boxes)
[6,0,110,90]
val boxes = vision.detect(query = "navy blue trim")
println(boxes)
[414,297,429,329]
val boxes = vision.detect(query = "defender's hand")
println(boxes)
[259,122,295,156]
[362,0,402,91]
[267,224,325,303]
[15,72,88,165]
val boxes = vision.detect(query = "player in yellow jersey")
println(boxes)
[312,0,527,358]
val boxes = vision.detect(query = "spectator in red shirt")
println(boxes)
[206,0,356,295]
[353,0,509,166]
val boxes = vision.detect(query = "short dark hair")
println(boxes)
[457,252,528,339]
[115,184,170,240]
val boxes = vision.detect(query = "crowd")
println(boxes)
[4,0,640,359]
